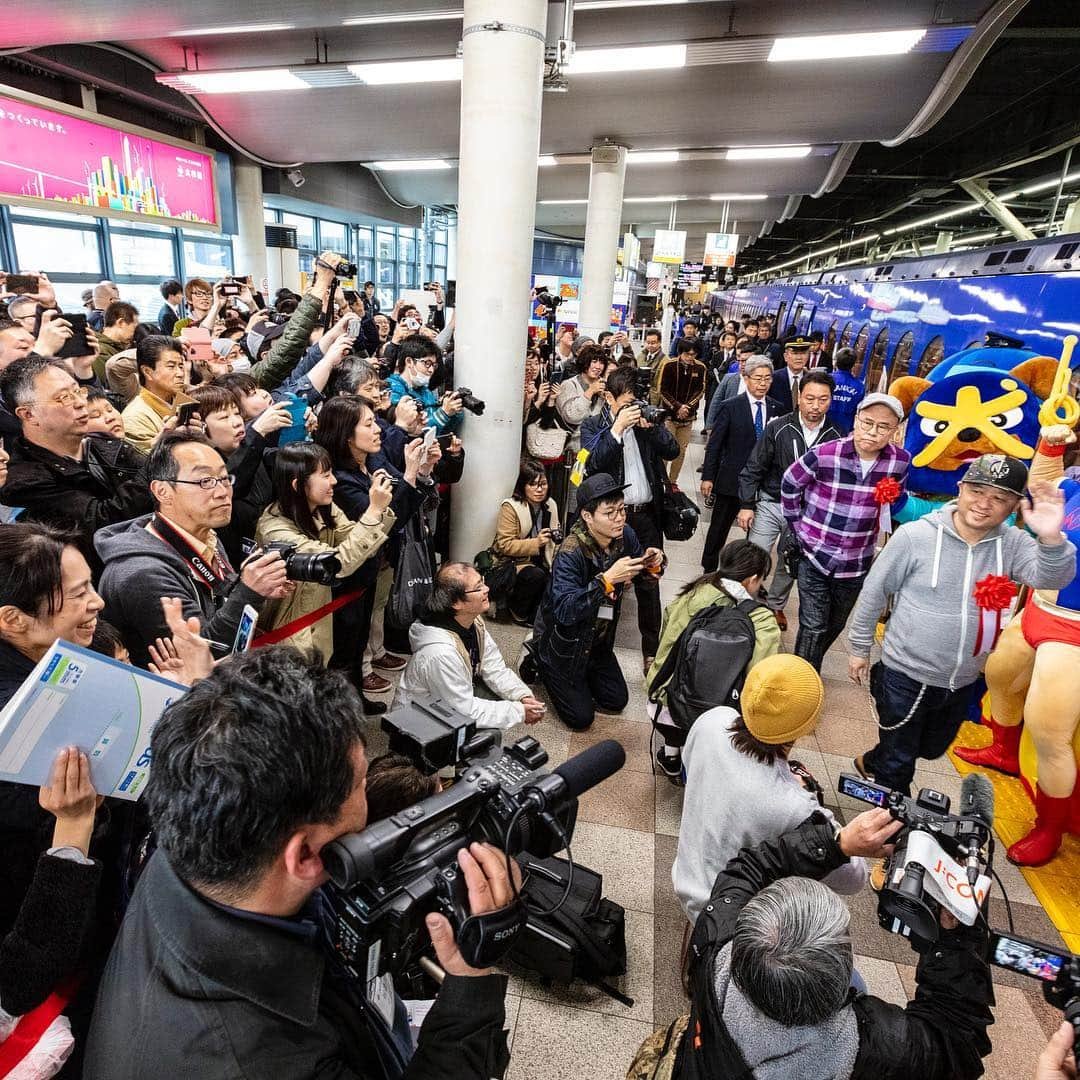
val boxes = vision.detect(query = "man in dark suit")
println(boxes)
[700,356,782,571]
[768,337,812,415]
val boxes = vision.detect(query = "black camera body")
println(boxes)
[635,400,669,425]
[838,773,993,949]
[262,540,341,585]
[453,386,485,416]
[548,527,564,545]
[318,255,359,278]
[534,289,562,309]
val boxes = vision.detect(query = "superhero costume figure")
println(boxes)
[956,422,1080,865]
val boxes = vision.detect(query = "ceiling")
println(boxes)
[1,0,1044,263]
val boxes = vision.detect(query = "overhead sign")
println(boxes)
[645,260,667,279]
[652,229,687,264]
[0,87,220,229]
[704,232,739,268]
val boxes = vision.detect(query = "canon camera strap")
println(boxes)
[147,514,230,595]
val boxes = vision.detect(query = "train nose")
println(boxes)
[957,427,981,442]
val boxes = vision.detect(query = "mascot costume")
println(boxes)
[955,337,1080,866]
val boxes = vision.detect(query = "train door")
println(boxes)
[788,302,804,336]
[888,331,915,384]
[838,322,854,351]
[825,319,839,360]
[775,301,788,335]
[852,324,871,377]
[863,327,890,393]
[915,335,946,377]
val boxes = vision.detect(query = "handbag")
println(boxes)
[385,515,435,630]
[525,413,569,460]
[661,484,700,542]
[473,547,517,601]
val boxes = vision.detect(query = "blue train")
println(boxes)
[710,233,1080,393]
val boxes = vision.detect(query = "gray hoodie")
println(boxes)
[848,503,1076,690]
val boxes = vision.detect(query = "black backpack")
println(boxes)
[648,598,763,745]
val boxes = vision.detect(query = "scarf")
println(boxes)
[421,612,481,676]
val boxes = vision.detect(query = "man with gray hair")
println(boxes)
[89,281,120,331]
[673,809,994,1079]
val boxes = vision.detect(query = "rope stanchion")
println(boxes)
[252,588,366,647]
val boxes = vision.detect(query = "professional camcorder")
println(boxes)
[534,289,562,309]
[262,540,341,584]
[322,700,625,981]
[453,387,486,416]
[317,254,359,278]
[838,771,995,948]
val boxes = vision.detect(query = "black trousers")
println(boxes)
[509,565,549,623]
[626,506,663,658]
[701,493,741,572]
[792,560,864,672]
[542,644,628,731]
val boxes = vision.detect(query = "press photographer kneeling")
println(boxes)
[85,647,518,1080]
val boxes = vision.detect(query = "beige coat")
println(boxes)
[492,497,559,570]
[255,502,396,661]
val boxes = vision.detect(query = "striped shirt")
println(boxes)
[781,436,910,579]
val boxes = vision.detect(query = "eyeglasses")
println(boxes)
[855,416,897,435]
[464,584,488,594]
[596,505,628,520]
[414,358,438,370]
[25,389,82,408]
[157,474,236,491]
[190,289,212,301]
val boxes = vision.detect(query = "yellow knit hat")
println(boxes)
[740,654,824,745]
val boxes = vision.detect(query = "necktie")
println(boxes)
[754,400,764,437]
[790,374,799,399]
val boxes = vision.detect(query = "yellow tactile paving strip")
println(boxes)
[950,720,1080,952]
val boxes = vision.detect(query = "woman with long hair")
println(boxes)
[255,442,395,663]
[646,539,781,779]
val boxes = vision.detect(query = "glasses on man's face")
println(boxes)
[746,374,773,385]
[190,290,212,301]
[856,416,897,436]
[27,389,82,408]
[161,474,237,491]
[597,505,628,521]
[464,583,488,595]
[415,358,438,371]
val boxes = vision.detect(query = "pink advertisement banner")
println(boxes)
[0,92,218,227]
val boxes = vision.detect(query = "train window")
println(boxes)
[1005,248,1030,264]
[775,302,788,333]
[852,324,871,377]
[825,320,839,357]
[879,264,895,277]
[1055,242,1079,260]
[789,303,804,334]
[984,251,1007,267]
[863,327,890,393]
[838,322,854,350]
[888,332,915,384]
[916,336,946,377]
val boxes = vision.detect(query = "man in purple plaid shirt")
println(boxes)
[781,392,910,671]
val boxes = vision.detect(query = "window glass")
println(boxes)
[434,228,447,244]
[356,259,374,287]
[263,207,279,224]
[52,282,95,314]
[864,327,890,393]
[377,261,395,286]
[825,320,838,357]
[282,213,315,249]
[915,336,945,377]
[852,324,871,377]
[838,321,854,350]
[399,262,418,288]
[183,236,233,279]
[356,227,374,258]
[320,219,348,254]
[298,252,314,276]
[377,229,395,261]
[889,331,915,383]
[433,243,448,268]
[399,234,417,265]
[377,286,394,311]
[11,207,98,225]
[110,232,175,277]
[12,222,101,274]
[116,283,169,320]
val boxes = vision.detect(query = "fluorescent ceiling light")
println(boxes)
[538,156,559,167]
[371,159,452,171]
[627,150,681,164]
[709,193,768,201]
[566,44,687,74]
[171,69,310,93]
[726,146,811,160]
[169,23,294,36]
[348,58,462,85]
[625,195,684,203]
[768,28,926,63]
[539,199,588,205]
[342,9,462,25]
[577,1,691,8]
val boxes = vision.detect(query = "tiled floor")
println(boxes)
[371,429,1066,1079]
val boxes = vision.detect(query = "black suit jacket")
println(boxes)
[768,367,806,415]
[702,393,783,497]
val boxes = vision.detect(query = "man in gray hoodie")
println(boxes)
[847,454,1074,794]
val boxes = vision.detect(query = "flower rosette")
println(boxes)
[873,476,902,535]
[972,573,1019,655]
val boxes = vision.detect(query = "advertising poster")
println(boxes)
[704,232,739,269]
[652,229,687,265]
[0,90,219,228]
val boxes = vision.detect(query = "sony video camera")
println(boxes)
[261,541,341,585]
[322,700,625,981]
[838,772,996,948]
[533,288,562,310]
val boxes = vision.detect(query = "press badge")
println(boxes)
[598,601,615,621]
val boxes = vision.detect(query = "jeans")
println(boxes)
[627,506,663,658]
[862,663,975,794]
[542,644,628,731]
[747,500,795,609]
[793,560,864,672]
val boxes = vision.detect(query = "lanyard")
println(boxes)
[148,514,228,593]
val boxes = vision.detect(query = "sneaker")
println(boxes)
[853,754,870,780]
[643,654,655,678]
[869,858,887,892]
[362,673,392,693]
[373,653,407,671]
[655,747,683,781]
[362,694,388,716]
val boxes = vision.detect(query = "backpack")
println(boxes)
[648,598,763,745]
[509,854,632,1007]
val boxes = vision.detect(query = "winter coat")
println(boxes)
[492,497,559,570]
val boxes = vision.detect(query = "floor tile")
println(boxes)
[577,766,656,832]
[504,995,521,1054]
[506,997,653,1080]
[852,954,908,1007]
[654,775,684,837]
[569,717,656,773]
[821,676,877,721]
[568,821,655,913]
[814,711,879,757]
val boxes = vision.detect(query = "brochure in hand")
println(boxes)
[0,640,186,800]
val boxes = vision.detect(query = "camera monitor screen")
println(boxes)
[992,934,1066,982]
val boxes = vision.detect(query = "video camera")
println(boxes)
[453,387,486,416]
[322,700,625,981]
[317,255,359,279]
[534,288,562,309]
[838,772,995,948]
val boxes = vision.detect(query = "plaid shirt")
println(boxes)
[781,435,910,579]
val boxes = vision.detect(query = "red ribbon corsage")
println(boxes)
[972,573,1018,655]
[873,476,902,534]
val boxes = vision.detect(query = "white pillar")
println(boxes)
[233,158,269,283]
[450,0,547,563]
[446,216,458,281]
[578,145,628,339]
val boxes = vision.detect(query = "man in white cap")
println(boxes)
[781,393,910,671]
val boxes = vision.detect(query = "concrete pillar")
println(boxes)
[450,0,547,563]
[578,145,628,339]
[232,159,269,283]
[446,217,458,284]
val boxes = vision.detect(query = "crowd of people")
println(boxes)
[0,261,1075,1080]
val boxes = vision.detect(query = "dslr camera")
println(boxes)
[838,772,995,948]
[548,527,564,545]
[322,700,624,980]
[262,540,341,585]
[625,370,668,424]
[534,288,562,310]
[453,387,486,416]
[318,255,359,278]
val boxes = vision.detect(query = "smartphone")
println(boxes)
[988,932,1069,983]
[55,312,91,359]
[241,537,259,557]
[232,604,259,653]
[180,326,214,364]
[347,317,362,337]
[6,273,39,294]
[421,425,437,451]
[404,317,422,331]
[220,279,243,297]
[175,401,200,426]
[436,433,455,446]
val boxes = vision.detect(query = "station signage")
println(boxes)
[652,229,687,264]
[704,232,739,268]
